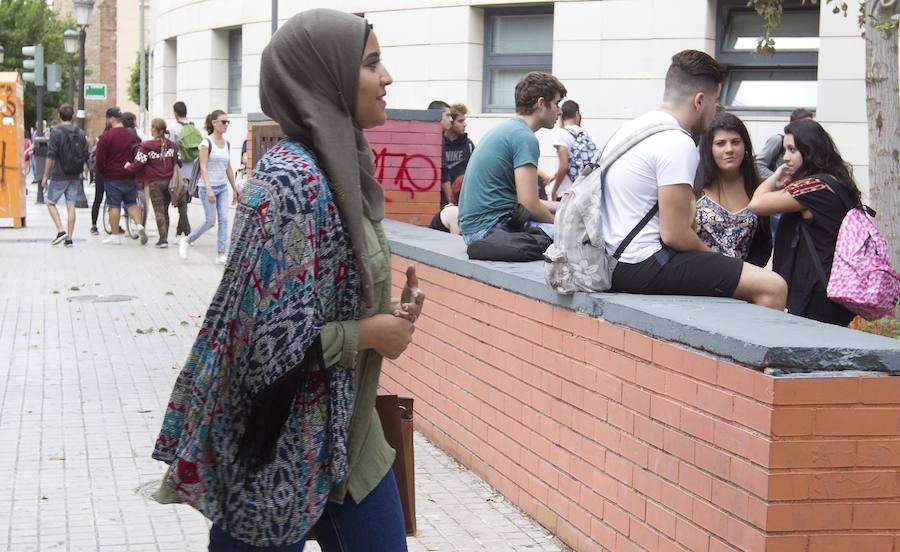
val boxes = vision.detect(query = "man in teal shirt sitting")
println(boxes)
[458,72,566,245]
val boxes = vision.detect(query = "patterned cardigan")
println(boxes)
[152,140,361,546]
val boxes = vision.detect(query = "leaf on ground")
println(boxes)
[69,286,80,291]
[136,327,155,335]
[179,321,189,326]
[51,290,60,294]
[158,327,169,333]
[165,291,175,296]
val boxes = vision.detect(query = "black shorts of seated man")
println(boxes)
[457,71,564,247]
[601,50,787,309]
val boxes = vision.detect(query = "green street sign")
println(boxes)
[84,83,107,100]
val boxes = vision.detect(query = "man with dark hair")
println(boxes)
[458,71,566,246]
[41,104,87,246]
[95,107,145,245]
[551,99,596,200]
[429,103,475,234]
[600,50,787,309]
[168,101,193,237]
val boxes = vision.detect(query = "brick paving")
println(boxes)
[0,182,568,552]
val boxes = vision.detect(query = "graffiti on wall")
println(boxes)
[371,147,438,199]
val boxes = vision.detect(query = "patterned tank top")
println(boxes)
[695,194,758,260]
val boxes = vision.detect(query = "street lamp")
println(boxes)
[73,0,94,130]
[63,29,78,106]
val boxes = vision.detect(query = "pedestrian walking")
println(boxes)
[169,101,197,237]
[95,107,146,245]
[152,9,425,551]
[40,104,87,247]
[177,109,240,264]
[125,118,180,248]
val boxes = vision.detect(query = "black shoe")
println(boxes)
[155,240,169,249]
[63,240,74,247]
[51,231,66,245]
[89,226,99,235]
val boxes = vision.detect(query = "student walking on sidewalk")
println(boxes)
[40,104,87,247]
[125,118,180,248]
[152,9,426,551]
[178,109,239,264]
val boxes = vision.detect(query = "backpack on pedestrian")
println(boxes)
[564,127,598,183]
[544,119,685,294]
[801,174,900,320]
[57,126,88,176]
[187,137,230,197]
[178,122,203,163]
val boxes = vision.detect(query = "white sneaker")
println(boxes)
[178,236,190,260]
[135,224,148,245]
[103,235,121,245]
[215,254,227,265]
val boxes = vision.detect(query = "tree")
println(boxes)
[0,0,74,130]
[128,49,149,107]
[750,0,900,266]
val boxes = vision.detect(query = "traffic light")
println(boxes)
[45,64,62,92]
[22,44,44,86]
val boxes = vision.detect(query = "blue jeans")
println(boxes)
[189,185,229,252]
[208,469,408,552]
[462,219,555,246]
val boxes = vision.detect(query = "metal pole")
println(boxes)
[77,28,87,130]
[36,87,44,137]
[271,0,277,35]
[67,54,75,106]
[138,0,146,133]
[35,86,45,204]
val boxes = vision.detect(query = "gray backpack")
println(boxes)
[544,119,686,294]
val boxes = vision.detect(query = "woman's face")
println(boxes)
[782,133,803,176]
[355,31,393,129]
[711,129,745,174]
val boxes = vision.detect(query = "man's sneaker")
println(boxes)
[51,231,66,245]
[89,226,99,236]
[215,254,228,265]
[135,224,148,245]
[103,235,122,245]
[155,240,169,249]
[178,236,190,260]
[63,240,74,247]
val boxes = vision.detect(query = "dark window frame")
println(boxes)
[716,0,819,113]
[482,5,554,113]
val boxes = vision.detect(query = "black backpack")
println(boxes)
[57,126,88,176]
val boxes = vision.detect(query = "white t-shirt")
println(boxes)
[551,124,583,195]
[600,111,697,264]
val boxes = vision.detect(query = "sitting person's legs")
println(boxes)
[612,248,786,310]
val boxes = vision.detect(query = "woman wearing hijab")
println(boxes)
[151,9,425,551]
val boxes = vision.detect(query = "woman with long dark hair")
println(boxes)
[694,112,772,266]
[749,118,861,325]
[152,9,424,551]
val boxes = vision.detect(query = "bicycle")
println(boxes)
[102,189,148,239]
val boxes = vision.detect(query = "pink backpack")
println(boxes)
[803,176,900,320]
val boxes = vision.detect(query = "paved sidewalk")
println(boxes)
[0,184,568,552]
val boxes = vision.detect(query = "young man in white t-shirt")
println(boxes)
[601,50,787,309]
[550,99,594,200]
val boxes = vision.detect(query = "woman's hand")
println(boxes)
[206,189,215,204]
[773,163,793,190]
[358,314,415,359]
[392,266,426,323]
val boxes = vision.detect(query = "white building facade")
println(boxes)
[149,0,874,193]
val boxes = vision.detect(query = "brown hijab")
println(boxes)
[259,9,385,305]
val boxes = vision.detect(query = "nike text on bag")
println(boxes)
[565,128,598,183]
[58,128,88,176]
[802,175,900,320]
[544,120,685,294]
[178,122,202,163]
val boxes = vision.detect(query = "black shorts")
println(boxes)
[611,247,744,298]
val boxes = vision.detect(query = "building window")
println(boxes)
[228,29,242,113]
[717,1,819,111]
[483,6,553,113]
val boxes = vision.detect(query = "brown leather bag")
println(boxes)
[376,394,416,536]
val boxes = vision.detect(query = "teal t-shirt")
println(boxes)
[458,118,539,235]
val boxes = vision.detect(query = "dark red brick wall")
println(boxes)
[382,255,900,552]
